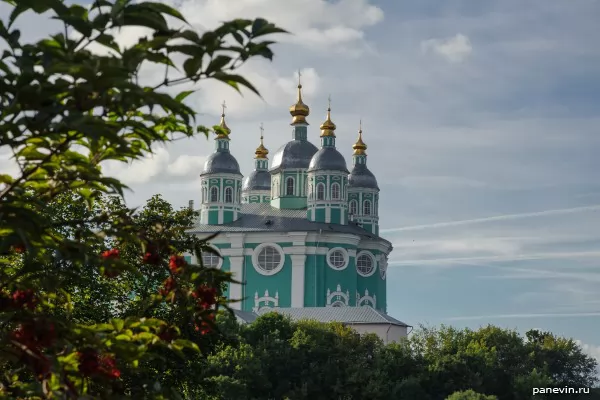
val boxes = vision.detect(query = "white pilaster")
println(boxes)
[228,256,244,310]
[290,254,306,307]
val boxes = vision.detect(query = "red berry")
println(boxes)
[12,244,26,254]
[143,251,161,265]
[192,285,217,310]
[168,255,186,274]
[159,277,177,296]
[12,289,37,310]
[78,349,100,376]
[101,249,120,259]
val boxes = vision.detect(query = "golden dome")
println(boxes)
[319,96,336,137]
[216,101,231,139]
[255,123,269,159]
[289,71,310,125]
[352,120,367,155]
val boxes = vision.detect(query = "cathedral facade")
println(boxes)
[187,79,407,339]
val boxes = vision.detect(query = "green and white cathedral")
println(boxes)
[187,79,409,341]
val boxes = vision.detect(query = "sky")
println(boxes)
[1,0,600,365]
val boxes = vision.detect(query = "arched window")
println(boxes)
[363,200,371,215]
[349,200,358,215]
[210,187,218,202]
[225,187,233,203]
[286,177,295,196]
[316,183,325,200]
[202,187,207,203]
[331,183,340,200]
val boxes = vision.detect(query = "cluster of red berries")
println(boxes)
[1,289,38,311]
[168,255,186,274]
[10,320,56,379]
[159,276,177,296]
[157,325,179,342]
[194,313,215,335]
[78,349,120,379]
[142,244,161,265]
[192,285,218,311]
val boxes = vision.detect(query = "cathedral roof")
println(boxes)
[269,140,319,172]
[308,147,349,173]
[242,170,271,191]
[234,306,409,327]
[348,164,379,190]
[200,151,241,176]
[188,203,387,241]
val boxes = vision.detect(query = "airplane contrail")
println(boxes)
[444,312,600,321]
[380,204,600,234]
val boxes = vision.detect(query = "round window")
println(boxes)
[254,244,284,275]
[356,252,375,277]
[327,248,348,270]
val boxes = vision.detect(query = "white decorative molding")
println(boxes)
[226,233,245,249]
[290,254,306,307]
[228,256,244,310]
[356,289,377,308]
[379,255,388,280]
[288,232,308,246]
[326,247,349,271]
[251,242,285,276]
[326,284,350,307]
[356,250,377,277]
[253,289,279,312]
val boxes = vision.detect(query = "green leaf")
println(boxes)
[112,319,125,331]
[175,90,195,102]
[183,56,203,78]
[138,2,187,23]
[206,55,232,75]
[211,72,261,97]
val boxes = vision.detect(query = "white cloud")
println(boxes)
[168,0,383,53]
[168,154,206,177]
[421,33,473,63]
[575,340,600,366]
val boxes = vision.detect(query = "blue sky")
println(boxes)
[1,0,599,361]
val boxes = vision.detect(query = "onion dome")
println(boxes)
[242,170,271,191]
[352,121,367,155]
[348,122,378,189]
[307,104,348,173]
[255,126,269,159]
[216,102,231,139]
[201,152,241,175]
[319,104,336,137]
[199,102,241,176]
[270,141,318,172]
[289,71,310,125]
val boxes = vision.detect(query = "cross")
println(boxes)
[328,94,331,110]
[221,100,227,116]
[359,119,362,131]
[297,70,302,86]
[259,122,264,139]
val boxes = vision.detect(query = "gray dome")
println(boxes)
[269,140,318,172]
[307,147,349,173]
[200,152,241,176]
[242,170,271,191]
[348,164,379,189]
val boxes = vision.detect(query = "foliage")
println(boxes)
[447,390,498,400]
[196,315,599,400]
[0,0,284,397]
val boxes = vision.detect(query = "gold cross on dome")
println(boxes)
[259,122,264,139]
[221,100,227,115]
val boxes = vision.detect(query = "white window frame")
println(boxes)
[326,247,349,271]
[356,250,377,277]
[286,177,295,196]
[316,183,325,200]
[331,183,340,200]
[363,199,372,215]
[252,243,285,276]
[349,200,358,215]
[224,187,233,203]
[210,186,219,202]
